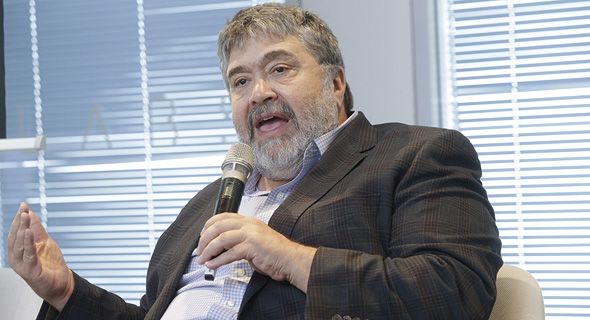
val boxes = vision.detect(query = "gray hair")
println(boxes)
[217,3,353,113]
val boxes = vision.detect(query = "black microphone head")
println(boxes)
[221,143,254,183]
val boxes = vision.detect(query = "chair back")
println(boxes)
[0,268,44,320]
[489,264,545,320]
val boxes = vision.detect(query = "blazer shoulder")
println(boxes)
[374,121,456,137]
[373,122,469,145]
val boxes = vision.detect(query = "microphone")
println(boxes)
[204,142,254,281]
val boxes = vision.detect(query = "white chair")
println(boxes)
[0,268,44,320]
[489,264,545,320]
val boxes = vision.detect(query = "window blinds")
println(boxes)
[2,0,283,305]
[438,0,590,318]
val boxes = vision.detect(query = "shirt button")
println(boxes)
[237,269,246,277]
[226,300,235,307]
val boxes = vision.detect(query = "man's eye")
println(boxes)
[234,79,247,87]
[274,66,286,73]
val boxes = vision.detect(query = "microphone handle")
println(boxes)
[205,177,246,281]
[214,177,246,214]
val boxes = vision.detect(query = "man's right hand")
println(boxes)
[6,202,74,312]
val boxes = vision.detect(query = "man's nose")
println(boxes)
[249,78,277,106]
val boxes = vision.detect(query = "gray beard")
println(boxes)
[235,83,340,182]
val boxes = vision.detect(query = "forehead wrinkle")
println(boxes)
[259,49,296,67]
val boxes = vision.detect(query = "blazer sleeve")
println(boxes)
[305,129,503,320]
[36,271,148,320]
[35,180,219,320]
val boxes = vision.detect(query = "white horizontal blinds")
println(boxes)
[1,0,48,269]
[1,0,282,305]
[142,1,246,241]
[439,0,590,318]
[33,0,157,304]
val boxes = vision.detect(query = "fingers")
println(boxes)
[27,208,49,242]
[198,228,255,268]
[196,213,266,267]
[7,203,31,266]
[199,212,236,236]
[23,228,40,274]
[7,203,28,250]
[197,213,242,252]
[7,203,42,278]
[196,215,243,260]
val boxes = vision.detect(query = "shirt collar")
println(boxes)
[245,111,358,193]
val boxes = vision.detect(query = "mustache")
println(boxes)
[246,100,299,140]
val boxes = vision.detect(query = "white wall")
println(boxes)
[300,0,418,125]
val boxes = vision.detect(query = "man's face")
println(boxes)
[226,36,346,181]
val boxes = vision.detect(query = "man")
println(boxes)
[7,3,502,319]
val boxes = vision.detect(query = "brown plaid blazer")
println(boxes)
[39,112,502,320]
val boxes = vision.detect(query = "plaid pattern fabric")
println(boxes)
[160,112,358,320]
[39,112,502,320]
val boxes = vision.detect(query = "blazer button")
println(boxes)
[331,315,343,320]
[343,316,352,320]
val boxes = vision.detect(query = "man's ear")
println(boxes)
[332,67,347,123]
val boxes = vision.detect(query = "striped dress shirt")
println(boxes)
[161,112,358,320]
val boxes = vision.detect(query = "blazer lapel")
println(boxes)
[267,162,362,236]
[240,112,377,309]
[270,113,377,237]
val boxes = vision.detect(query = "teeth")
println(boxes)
[259,116,274,126]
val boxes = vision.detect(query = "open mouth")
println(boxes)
[254,114,290,133]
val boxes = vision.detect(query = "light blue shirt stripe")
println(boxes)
[161,111,358,320]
